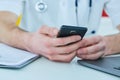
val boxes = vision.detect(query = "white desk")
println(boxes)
[0,57,119,80]
[0,18,120,80]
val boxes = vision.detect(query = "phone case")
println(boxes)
[57,25,87,39]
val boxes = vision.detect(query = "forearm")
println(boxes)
[0,27,31,50]
[0,11,31,50]
[104,25,120,55]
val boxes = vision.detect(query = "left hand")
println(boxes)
[26,25,81,63]
[77,35,107,60]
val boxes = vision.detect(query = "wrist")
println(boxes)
[103,36,112,56]
[23,32,34,52]
[11,28,34,52]
[104,34,120,56]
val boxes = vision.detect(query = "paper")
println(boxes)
[0,43,39,69]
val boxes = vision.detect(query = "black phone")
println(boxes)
[57,25,87,39]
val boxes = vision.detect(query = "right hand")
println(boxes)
[26,25,81,62]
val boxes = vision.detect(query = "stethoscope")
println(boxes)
[35,0,92,25]
[75,0,92,26]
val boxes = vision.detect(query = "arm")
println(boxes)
[0,11,29,49]
[76,0,120,60]
[0,11,82,62]
[103,25,120,55]
[76,25,120,60]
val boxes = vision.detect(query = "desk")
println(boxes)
[0,57,119,80]
[0,18,120,80]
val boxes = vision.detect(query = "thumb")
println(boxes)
[37,25,59,37]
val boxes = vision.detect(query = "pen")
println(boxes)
[16,14,22,26]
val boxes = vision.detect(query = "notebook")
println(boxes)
[0,43,40,69]
[77,55,120,77]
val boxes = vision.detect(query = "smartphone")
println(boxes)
[57,25,87,39]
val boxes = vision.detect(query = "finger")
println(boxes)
[77,41,105,55]
[79,36,103,48]
[50,35,81,46]
[77,51,104,60]
[36,35,80,49]
[46,51,76,63]
[51,41,81,54]
[38,25,59,37]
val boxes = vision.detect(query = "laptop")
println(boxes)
[77,55,120,77]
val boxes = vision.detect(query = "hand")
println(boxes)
[77,36,106,60]
[26,25,81,62]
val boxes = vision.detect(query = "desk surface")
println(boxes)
[0,57,120,80]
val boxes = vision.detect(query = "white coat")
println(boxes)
[0,0,120,36]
